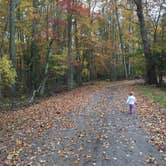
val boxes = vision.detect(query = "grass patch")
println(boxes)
[137,85,166,109]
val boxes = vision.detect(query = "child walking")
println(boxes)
[126,91,137,114]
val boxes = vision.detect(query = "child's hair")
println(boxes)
[130,91,134,95]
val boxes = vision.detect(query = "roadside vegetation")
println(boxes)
[137,84,166,109]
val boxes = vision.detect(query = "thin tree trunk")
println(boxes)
[111,12,117,80]
[39,5,50,96]
[114,0,128,79]
[39,40,54,96]
[30,0,40,89]
[74,19,82,85]
[128,0,134,78]
[158,54,163,86]
[0,19,8,58]
[0,18,8,98]
[9,0,15,64]
[9,0,16,97]
[152,1,164,85]
[158,21,165,86]
[0,73,2,98]
[67,12,73,90]
[153,0,163,43]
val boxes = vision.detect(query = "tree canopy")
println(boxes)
[0,0,165,98]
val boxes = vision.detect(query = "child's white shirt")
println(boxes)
[126,95,136,105]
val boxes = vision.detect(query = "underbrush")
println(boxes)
[137,85,166,109]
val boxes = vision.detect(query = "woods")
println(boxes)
[0,1,166,165]
[0,0,165,99]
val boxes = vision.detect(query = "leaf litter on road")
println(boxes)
[0,81,165,165]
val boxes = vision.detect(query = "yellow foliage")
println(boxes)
[82,68,89,78]
[0,56,17,88]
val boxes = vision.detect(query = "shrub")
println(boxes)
[0,56,17,88]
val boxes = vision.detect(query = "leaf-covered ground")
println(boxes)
[0,81,165,165]
[135,85,166,153]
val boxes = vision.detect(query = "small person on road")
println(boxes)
[126,91,137,114]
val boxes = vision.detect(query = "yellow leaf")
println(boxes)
[73,160,79,165]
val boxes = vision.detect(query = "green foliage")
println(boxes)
[0,56,17,88]
[82,68,89,79]
[132,50,145,76]
[49,53,67,78]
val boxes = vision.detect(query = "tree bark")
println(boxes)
[0,82,1,99]
[158,19,165,86]
[74,19,82,85]
[153,2,162,43]
[9,0,15,64]
[39,40,54,96]
[134,0,157,84]
[111,10,117,81]
[114,0,128,79]
[0,17,8,98]
[30,0,40,89]
[9,0,16,97]
[67,12,74,90]
[0,19,8,58]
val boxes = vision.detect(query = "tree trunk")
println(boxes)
[153,2,163,85]
[158,23,165,86]
[74,19,82,85]
[9,0,16,97]
[128,0,134,78]
[0,19,8,58]
[158,61,163,86]
[0,18,8,98]
[111,11,117,81]
[0,74,2,98]
[30,0,40,90]
[67,12,73,90]
[114,0,128,79]
[39,40,54,96]
[9,0,15,64]
[134,0,157,84]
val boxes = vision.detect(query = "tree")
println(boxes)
[30,0,40,90]
[133,0,158,84]
[9,0,16,97]
[67,10,74,90]
[113,0,128,79]
[9,0,15,66]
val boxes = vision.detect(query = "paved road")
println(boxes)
[19,85,165,166]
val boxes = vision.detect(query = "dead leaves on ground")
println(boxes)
[145,155,159,165]
[0,84,103,165]
[135,88,166,153]
[0,81,165,165]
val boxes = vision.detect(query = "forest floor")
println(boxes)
[0,80,165,166]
